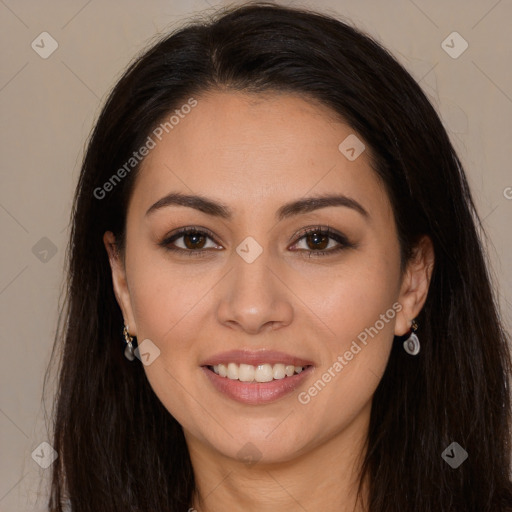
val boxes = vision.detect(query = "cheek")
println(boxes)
[126,252,213,429]
[296,249,400,409]
[300,251,401,346]
[127,247,216,343]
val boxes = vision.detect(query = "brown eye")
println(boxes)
[183,232,207,250]
[304,231,330,251]
[160,227,221,256]
[290,226,354,257]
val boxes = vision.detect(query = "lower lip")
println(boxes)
[201,366,313,405]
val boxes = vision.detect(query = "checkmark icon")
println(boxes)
[31,31,58,59]
[441,442,468,468]
[236,236,263,263]
[441,32,468,59]
[32,236,58,263]
[134,339,161,366]
[31,442,58,469]
[338,134,365,161]
[237,442,262,465]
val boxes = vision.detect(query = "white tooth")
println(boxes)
[227,363,239,380]
[294,366,303,374]
[255,364,274,382]
[238,364,256,382]
[285,365,295,377]
[213,365,219,374]
[218,363,227,377]
[273,363,286,380]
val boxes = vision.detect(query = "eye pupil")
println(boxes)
[306,232,328,250]
[184,232,206,249]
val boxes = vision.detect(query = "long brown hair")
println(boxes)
[45,3,512,510]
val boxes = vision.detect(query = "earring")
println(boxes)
[403,319,420,355]
[123,325,135,361]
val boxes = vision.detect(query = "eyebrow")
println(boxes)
[145,192,369,221]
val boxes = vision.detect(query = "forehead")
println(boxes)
[128,91,389,220]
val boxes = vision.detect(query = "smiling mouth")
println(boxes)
[206,363,312,383]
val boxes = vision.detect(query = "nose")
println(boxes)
[216,247,294,335]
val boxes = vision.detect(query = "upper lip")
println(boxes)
[200,349,314,367]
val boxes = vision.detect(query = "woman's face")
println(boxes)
[105,91,430,465]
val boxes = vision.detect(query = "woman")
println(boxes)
[45,2,512,511]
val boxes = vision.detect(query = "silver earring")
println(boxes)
[403,320,420,355]
[123,325,135,361]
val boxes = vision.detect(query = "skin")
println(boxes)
[104,91,434,512]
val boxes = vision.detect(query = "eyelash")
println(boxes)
[159,225,354,258]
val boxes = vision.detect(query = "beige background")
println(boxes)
[1,0,511,510]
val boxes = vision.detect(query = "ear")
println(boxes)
[103,231,138,336]
[394,235,435,336]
